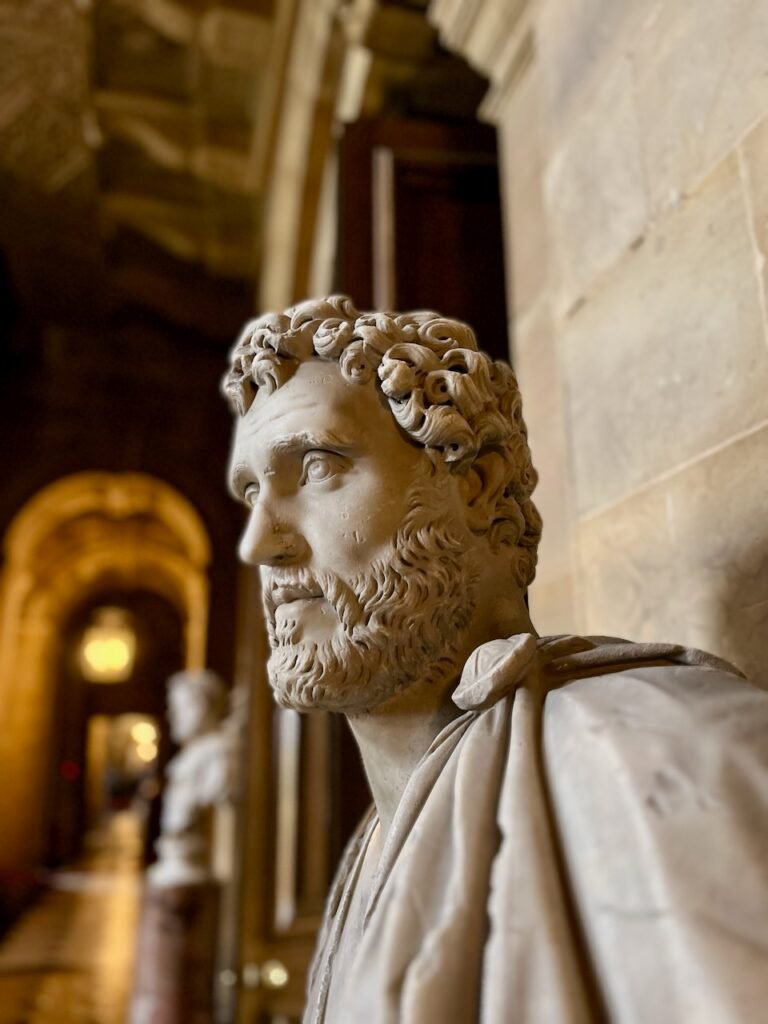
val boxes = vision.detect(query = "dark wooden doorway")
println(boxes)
[336,117,509,359]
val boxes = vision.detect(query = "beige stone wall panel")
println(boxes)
[536,0,653,137]
[562,154,768,514]
[514,301,574,630]
[666,423,768,690]
[580,424,768,687]
[543,56,648,312]
[528,576,576,635]
[578,480,680,645]
[631,0,768,214]
[740,113,768,340]
[498,67,549,317]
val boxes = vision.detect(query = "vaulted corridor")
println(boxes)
[0,812,142,1024]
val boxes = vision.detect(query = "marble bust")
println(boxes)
[149,668,235,888]
[223,296,768,1023]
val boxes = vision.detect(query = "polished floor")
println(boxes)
[0,812,142,1024]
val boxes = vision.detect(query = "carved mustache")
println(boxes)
[262,568,365,635]
[271,583,324,606]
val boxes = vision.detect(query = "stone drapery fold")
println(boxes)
[304,636,768,1023]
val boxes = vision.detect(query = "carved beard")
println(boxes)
[261,480,479,713]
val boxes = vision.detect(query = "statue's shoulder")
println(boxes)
[542,655,768,774]
[534,634,767,794]
[549,653,762,712]
[170,729,230,777]
[535,647,768,1022]
[538,632,763,736]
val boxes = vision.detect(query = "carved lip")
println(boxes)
[272,585,324,608]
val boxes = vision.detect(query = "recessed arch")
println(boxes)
[0,471,211,866]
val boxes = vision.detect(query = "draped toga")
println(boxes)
[303,635,768,1023]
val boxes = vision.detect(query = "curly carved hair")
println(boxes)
[222,296,542,588]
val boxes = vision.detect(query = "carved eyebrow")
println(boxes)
[228,462,252,500]
[269,430,360,456]
[228,430,360,500]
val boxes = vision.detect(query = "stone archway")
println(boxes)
[0,472,211,867]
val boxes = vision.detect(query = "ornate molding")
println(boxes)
[118,0,273,71]
[257,0,347,308]
[428,0,533,121]
[0,0,94,193]
[95,90,255,194]
[101,191,256,274]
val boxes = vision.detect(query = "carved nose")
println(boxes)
[238,505,305,567]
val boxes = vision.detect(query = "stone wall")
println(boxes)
[431,0,768,686]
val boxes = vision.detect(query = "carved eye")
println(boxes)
[244,482,260,508]
[301,451,343,485]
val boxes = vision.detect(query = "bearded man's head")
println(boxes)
[223,296,541,714]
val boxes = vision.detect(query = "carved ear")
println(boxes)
[459,450,507,533]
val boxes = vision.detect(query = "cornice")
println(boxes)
[428,0,533,121]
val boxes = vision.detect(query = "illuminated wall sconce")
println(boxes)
[78,607,137,683]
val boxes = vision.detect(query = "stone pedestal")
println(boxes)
[130,881,220,1024]
[147,833,210,888]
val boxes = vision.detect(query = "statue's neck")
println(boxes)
[345,673,461,840]
[347,596,534,841]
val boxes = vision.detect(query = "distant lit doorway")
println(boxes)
[47,589,184,867]
[85,714,161,851]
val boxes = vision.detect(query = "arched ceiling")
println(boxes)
[0,0,488,336]
[0,0,278,340]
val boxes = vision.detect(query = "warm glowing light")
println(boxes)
[131,721,157,745]
[136,741,158,763]
[262,960,289,990]
[78,608,136,683]
[84,636,130,672]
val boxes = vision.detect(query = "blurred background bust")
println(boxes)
[166,668,227,748]
[150,669,234,887]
